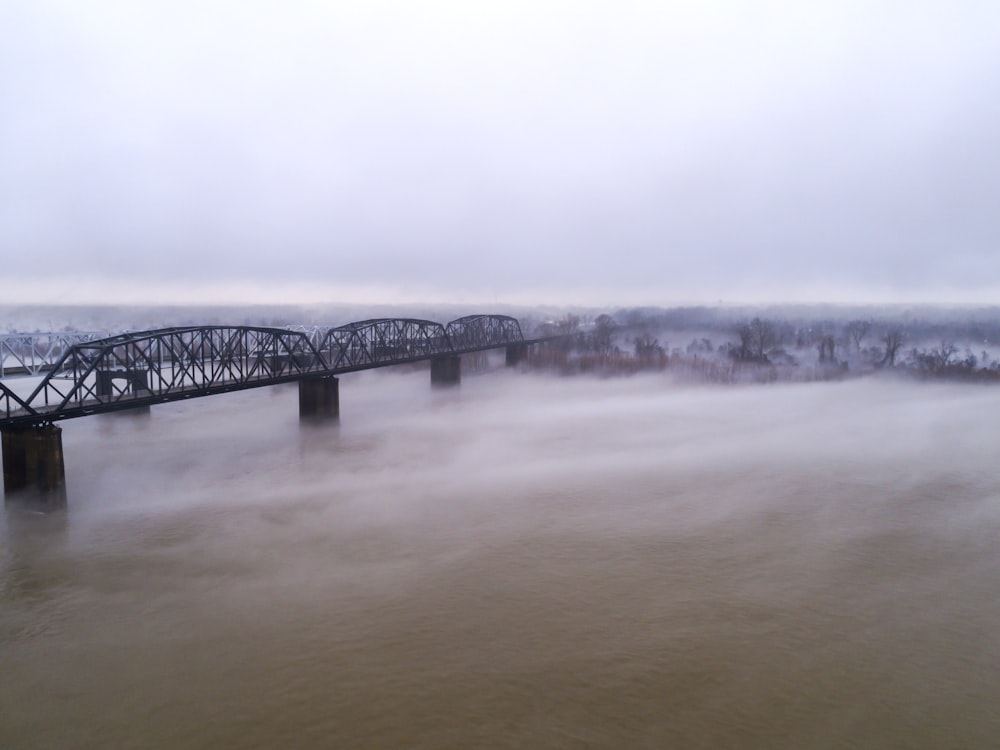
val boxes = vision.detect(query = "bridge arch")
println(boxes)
[2,314,539,428]
[318,318,452,369]
[445,315,524,351]
[1,313,556,501]
[10,326,322,423]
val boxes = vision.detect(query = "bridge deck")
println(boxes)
[0,316,551,427]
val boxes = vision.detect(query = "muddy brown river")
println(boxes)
[2,372,999,748]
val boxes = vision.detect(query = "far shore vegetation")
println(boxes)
[526,309,1000,384]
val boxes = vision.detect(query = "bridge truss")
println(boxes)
[0,315,529,427]
[0,331,108,377]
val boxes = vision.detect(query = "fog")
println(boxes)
[4,367,1000,747]
[4,0,999,743]
[3,1,1000,306]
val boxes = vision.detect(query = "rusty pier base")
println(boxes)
[2,424,67,507]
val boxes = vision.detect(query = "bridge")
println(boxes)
[0,330,110,378]
[1,314,543,505]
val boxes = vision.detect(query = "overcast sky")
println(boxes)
[2,0,999,307]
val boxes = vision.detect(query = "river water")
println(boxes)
[2,370,999,748]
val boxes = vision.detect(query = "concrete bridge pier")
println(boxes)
[96,369,152,416]
[505,343,528,366]
[96,369,150,396]
[299,375,339,421]
[1,424,67,506]
[431,355,461,386]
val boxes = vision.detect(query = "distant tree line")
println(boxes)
[528,308,1000,383]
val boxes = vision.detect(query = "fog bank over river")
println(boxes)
[3,370,999,748]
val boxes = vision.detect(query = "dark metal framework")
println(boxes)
[319,318,452,369]
[0,315,528,427]
[0,331,108,377]
[446,315,524,351]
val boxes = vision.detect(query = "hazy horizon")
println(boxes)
[6,300,1000,338]
[3,1,998,307]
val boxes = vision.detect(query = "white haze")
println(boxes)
[3,369,1000,747]
[2,0,999,306]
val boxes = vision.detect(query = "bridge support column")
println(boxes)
[505,343,528,366]
[96,370,114,397]
[2,424,67,506]
[96,370,151,415]
[299,375,339,422]
[431,355,461,387]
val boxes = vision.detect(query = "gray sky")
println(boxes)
[2,0,999,307]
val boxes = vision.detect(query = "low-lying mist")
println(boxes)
[3,368,1000,748]
[28,369,999,546]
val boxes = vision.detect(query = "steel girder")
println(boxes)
[0,331,108,377]
[285,325,326,351]
[0,316,532,426]
[318,318,452,369]
[0,326,324,426]
[0,381,35,421]
[445,315,524,350]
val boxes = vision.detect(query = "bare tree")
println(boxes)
[846,320,871,351]
[880,329,904,367]
[930,341,958,369]
[558,314,581,336]
[539,315,581,352]
[736,318,777,362]
[634,332,664,362]
[538,314,580,337]
[590,314,618,355]
[817,334,837,363]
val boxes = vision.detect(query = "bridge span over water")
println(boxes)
[1,314,549,504]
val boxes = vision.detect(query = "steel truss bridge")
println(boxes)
[0,315,536,428]
[0,331,110,378]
